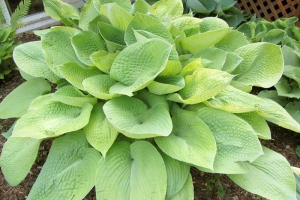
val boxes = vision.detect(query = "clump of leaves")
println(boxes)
[0,0,31,79]
[0,0,299,199]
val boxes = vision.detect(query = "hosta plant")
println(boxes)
[0,0,299,199]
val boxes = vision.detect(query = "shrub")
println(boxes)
[0,0,299,199]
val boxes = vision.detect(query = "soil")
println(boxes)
[0,32,300,200]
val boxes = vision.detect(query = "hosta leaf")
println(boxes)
[147,75,185,95]
[58,62,102,91]
[98,22,126,53]
[95,141,167,200]
[171,16,202,31]
[194,48,227,70]
[103,96,172,139]
[27,131,101,200]
[82,74,119,100]
[52,85,97,107]
[186,0,215,14]
[100,3,133,31]
[131,0,150,14]
[161,152,190,199]
[125,13,174,45]
[149,0,183,20]
[88,15,111,33]
[135,89,170,110]
[155,110,216,170]
[109,38,172,96]
[205,85,265,113]
[233,43,284,88]
[285,101,300,123]
[71,31,107,66]
[257,98,300,132]
[13,41,60,83]
[83,102,118,157]
[229,147,296,200]
[258,90,288,106]
[180,28,232,54]
[283,65,300,85]
[100,0,132,12]
[79,0,99,31]
[180,58,203,77]
[159,60,182,76]
[169,174,194,200]
[275,77,300,98]
[261,29,285,44]
[167,68,233,104]
[235,112,271,140]
[28,94,55,111]
[42,27,82,77]
[197,107,263,174]
[281,45,300,66]
[222,52,243,72]
[0,137,41,186]
[12,102,93,139]
[90,51,119,74]
[292,167,300,199]
[0,78,51,118]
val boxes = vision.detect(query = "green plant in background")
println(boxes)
[0,0,299,199]
[0,0,31,79]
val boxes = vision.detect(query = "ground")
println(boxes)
[0,32,299,200]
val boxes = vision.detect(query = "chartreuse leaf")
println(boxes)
[83,102,118,157]
[27,131,101,200]
[103,96,172,138]
[197,107,263,174]
[180,58,203,77]
[88,14,111,33]
[100,3,133,31]
[205,85,265,113]
[159,60,182,76]
[150,0,183,20]
[135,89,170,110]
[222,52,243,72]
[95,141,167,200]
[147,75,185,95]
[232,43,284,88]
[155,110,216,170]
[282,45,300,66]
[283,65,300,85]
[194,48,227,70]
[12,102,93,139]
[215,30,249,52]
[13,41,60,83]
[275,77,300,98]
[167,68,233,104]
[42,27,82,77]
[171,16,202,31]
[0,137,41,186]
[169,174,194,200]
[71,31,107,66]
[262,29,285,44]
[132,0,150,14]
[52,85,97,107]
[235,112,271,140]
[229,147,296,200]
[79,0,99,31]
[100,0,132,12]
[58,62,102,91]
[0,78,51,119]
[109,39,172,96]
[180,28,232,54]
[90,51,119,74]
[83,74,119,100]
[292,167,300,199]
[98,22,126,53]
[1,121,15,139]
[125,13,174,45]
[257,98,300,132]
[161,152,190,199]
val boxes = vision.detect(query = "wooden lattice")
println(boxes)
[236,0,300,26]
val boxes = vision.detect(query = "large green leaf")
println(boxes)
[167,68,233,104]
[161,152,190,199]
[193,48,227,70]
[171,16,202,31]
[0,78,51,119]
[27,131,101,200]
[0,137,41,186]
[155,110,216,170]
[103,96,172,138]
[12,102,93,139]
[180,28,232,54]
[125,13,174,45]
[229,147,296,200]
[215,30,249,52]
[109,38,172,96]
[41,27,83,77]
[58,62,102,91]
[13,41,60,83]
[232,42,284,88]
[197,107,263,174]
[71,31,107,66]
[100,0,132,12]
[292,167,300,200]
[132,0,150,13]
[95,141,167,200]
[83,102,118,157]
[275,77,300,98]
[149,0,183,20]
[147,75,185,95]
[169,174,194,200]
[257,98,300,132]
[100,2,133,31]
[79,0,100,31]
[285,101,300,124]
[90,51,119,74]
[205,85,265,113]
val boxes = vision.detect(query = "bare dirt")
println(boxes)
[0,32,299,200]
